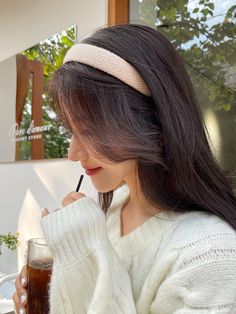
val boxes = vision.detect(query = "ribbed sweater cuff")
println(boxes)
[41,197,108,265]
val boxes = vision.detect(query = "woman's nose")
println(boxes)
[68,136,89,162]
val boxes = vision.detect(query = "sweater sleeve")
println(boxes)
[150,239,236,314]
[41,197,136,314]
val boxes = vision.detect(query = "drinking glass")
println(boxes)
[26,238,53,314]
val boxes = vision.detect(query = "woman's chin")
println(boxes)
[92,182,122,194]
[96,187,114,193]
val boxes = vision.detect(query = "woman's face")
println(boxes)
[68,136,136,192]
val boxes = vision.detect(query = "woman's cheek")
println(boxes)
[90,170,124,193]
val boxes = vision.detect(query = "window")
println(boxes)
[130,0,236,193]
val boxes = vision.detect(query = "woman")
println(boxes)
[13,24,236,314]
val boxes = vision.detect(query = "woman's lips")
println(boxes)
[85,167,102,176]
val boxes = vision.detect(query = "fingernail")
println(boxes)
[21,277,26,286]
[20,294,26,304]
[19,308,25,314]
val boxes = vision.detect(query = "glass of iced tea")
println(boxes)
[26,238,53,314]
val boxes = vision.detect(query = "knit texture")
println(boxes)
[63,44,151,96]
[41,186,236,314]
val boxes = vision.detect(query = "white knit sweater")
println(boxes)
[42,187,236,314]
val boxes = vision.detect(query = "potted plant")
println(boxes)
[0,232,19,256]
[0,232,19,313]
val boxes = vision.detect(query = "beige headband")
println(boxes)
[63,43,151,96]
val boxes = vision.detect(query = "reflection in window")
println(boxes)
[15,26,75,161]
[130,0,236,193]
[18,74,33,160]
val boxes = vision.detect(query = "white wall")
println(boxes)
[0,0,108,62]
[0,56,16,162]
[0,0,107,274]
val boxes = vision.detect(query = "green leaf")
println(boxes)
[208,3,214,11]
[61,35,74,47]
[201,8,210,17]
[223,103,232,111]
[0,232,19,255]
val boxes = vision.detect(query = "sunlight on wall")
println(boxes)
[33,164,60,200]
[17,190,44,271]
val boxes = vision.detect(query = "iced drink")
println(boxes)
[26,239,53,314]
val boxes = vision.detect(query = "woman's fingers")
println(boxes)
[13,265,28,313]
[12,291,25,313]
[41,208,49,217]
[15,265,27,291]
[62,192,86,207]
[41,192,86,217]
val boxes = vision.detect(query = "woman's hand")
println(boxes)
[62,192,86,207]
[42,192,86,217]
[12,265,28,314]
[13,192,86,313]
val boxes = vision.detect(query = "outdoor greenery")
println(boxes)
[137,0,236,174]
[18,26,75,160]
[139,0,236,112]
[0,232,19,255]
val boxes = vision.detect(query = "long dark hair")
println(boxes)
[49,24,236,229]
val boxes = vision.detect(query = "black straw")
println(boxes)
[76,175,84,192]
